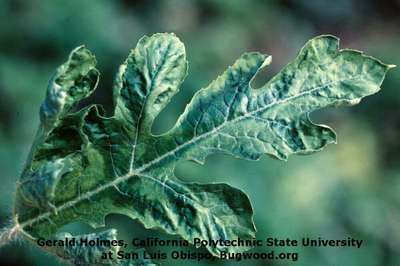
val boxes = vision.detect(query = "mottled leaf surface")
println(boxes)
[12,33,391,264]
[55,229,155,266]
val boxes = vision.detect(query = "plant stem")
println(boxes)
[0,224,19,247]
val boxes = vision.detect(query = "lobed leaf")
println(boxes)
[10,33,392,264]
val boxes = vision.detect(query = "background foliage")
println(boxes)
[0,0,399,265]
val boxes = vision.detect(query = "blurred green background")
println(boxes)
[0,0,399,265]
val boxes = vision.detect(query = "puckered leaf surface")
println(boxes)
[12,33,391,264]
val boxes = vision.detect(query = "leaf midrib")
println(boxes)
[129,42,172,171]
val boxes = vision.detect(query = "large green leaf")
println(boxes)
[5,33,392,264]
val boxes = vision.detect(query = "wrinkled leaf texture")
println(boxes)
[13,33,391,265]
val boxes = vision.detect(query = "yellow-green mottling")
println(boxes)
[2,33,392,265]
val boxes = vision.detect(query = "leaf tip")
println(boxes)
[261,54,272,68]
[313,34,340,42]
[69,45,97,64]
